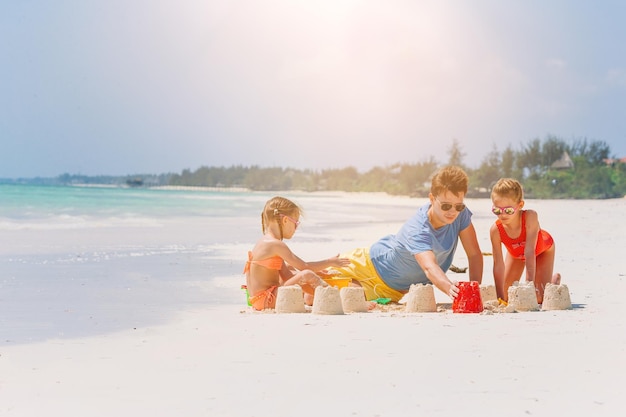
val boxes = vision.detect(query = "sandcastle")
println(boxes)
[339,286,369,313]
[274,285,306,313]
[404,283,437,312]
[480,285,497,304]
[312,286,344,315]
[507,281,539,312]
[541,283,572,310]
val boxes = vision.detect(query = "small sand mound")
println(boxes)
[482,299,516,314]
[404,284,437,312]
[312,286,344,315]
[340,287,369,313]
[275,285,306,313]
[542,283,572,310]
[480,285,497,304]
[507,281,539,312]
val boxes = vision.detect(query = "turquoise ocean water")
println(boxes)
[0,184,264,224]
[0,184,280,343]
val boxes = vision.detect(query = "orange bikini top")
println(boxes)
[243,251,283,273]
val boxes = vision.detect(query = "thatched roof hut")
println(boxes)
[551,151,574,170]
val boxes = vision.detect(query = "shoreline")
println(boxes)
[5,182,625,199]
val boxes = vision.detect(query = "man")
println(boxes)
[334,165,483,301]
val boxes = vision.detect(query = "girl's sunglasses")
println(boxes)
[436,198,466,212]
[282,214,300,228]
[492,206,517,215]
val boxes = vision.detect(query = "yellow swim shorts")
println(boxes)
[333,248,406,302]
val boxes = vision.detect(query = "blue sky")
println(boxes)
[2,0,625,178]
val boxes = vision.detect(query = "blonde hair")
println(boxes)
[491,178,524,202]
[430,166,469,197]
[261,196,301,239]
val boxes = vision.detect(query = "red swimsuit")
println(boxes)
[496,211,554,260]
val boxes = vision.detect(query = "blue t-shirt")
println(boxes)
[369,203,472,291]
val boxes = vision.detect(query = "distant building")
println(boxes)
[603,156,626,165]
[551,151,574,170]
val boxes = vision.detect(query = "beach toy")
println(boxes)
[317,269,340,278]
[541,283,572,310]
[374,298,391,305]
[321,277,352,289]
[340,286,369,313]
[275,285,306,313]
[507,281,539,311]
[241,285,251,307]
[312,286,344,315]
[405,283,437,312]
[452,281,483,313]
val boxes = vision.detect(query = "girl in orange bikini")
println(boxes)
[489,178,561,304]
[244,196,350,310]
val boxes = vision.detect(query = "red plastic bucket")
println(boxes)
[452,281,483,313]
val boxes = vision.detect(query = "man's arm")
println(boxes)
[414,251,459,299]
[459,222,484,284]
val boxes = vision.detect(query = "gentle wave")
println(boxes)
[0,215,163,231]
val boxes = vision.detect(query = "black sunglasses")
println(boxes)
[435,197,466,212]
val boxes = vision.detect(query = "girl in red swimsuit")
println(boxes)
[489,178,561,304]
[244,196,350,310]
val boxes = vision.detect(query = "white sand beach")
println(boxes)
[1,193,625,416]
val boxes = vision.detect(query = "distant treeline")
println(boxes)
[168,136,626,199]
[1,173,173,187]
[4,136,624,199]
